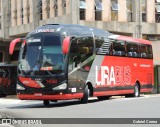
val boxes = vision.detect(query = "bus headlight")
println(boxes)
[17,84,25,90]
[53,83,67,90]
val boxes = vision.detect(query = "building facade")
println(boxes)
[0,0,159,91]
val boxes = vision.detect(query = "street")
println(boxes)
[0,94,160,127]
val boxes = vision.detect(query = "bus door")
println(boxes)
[77,37,94,88]
[68,38,79,92]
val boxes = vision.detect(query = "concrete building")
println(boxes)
[0,0,159,92]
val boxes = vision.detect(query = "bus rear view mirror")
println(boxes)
[9,38,23,55]
[62,37,70,54]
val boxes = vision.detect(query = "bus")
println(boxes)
[9,24,154,105]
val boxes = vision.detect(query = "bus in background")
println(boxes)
[9,24,154,105]
[0,64,17,96]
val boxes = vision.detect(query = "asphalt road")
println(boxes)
[0,94,160,127]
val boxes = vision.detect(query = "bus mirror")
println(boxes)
[62,37,70,54]
[9,38,23,55]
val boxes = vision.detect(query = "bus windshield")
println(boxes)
[19,33,64,76]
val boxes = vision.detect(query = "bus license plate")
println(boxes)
[34,93,42,96]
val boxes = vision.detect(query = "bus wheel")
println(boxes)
[81,85,89,104]
[43,100,50,106]
[134,84,140,97]
[97,96,110,101]
[50,100,57,102]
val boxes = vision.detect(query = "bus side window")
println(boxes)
[77,37,93,64]
[112,40,126,56]
[140,44,147,58]
[95,37,111,55]
[126,43,140,58]
[147,45,153,59]
[95,37,104,54]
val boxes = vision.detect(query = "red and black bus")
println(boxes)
[9,24,154,105]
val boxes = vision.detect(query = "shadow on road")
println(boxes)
[6,98,102,109]
[3,94,147,109]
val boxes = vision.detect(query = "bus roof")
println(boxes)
[29,24,111,38]
[109,35,152,45]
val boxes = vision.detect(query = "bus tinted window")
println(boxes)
[147,45,153,59]
[77,37,93,63]
[126,43,139,58]
[43,36,61,46]
[140,44,147,58]
[95,37,111,55]
[95,37,104,54]
[112,40,126,56]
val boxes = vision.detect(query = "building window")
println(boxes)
[26,0,30,23]
[95,0,103,21]
[8,0,11,27]
[155,0,160,23]
[79,0,86,20]
[62,0,66,15]
[126,0,133,22]
[142,0,146,22]
[21,0,23,24]
[111,0,119,21]
[38,0,42,20]
[13,0,17,26]
[46,0,50,18]
[54,0,58,17]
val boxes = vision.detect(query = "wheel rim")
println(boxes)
[88,89,90,97]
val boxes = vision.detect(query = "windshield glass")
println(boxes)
[19,35,42,71]
[19,33,64,76]
[41,35,64,71]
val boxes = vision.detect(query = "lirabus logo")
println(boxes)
[95,66,131,86]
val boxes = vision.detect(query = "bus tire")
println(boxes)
[134,83,140,97]
[81,85,89,104]
[97,96,110,101]
[43,100,50,106]
[50,100,57,102]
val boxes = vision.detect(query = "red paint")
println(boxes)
[62,37,70,54]
[93,90,134,97]
[85,66,90,71]
[140,89,152,93]
[19,77,41,88]
[9,38,22,55]
[18,93,83,100]
[96,56,154,88]
[116,35,151,45]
